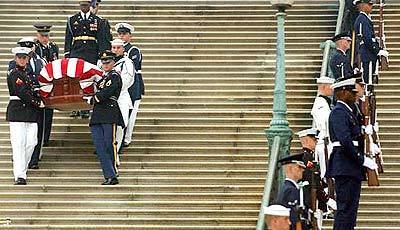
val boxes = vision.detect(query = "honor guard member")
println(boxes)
[327,78,378,229]
[8,38,46,169]
[311,77,335,178]
[276,153,309,230]
[329,33,354,79]
[34,23,59,147]
[65,0,111,118]
[115,22,145,147]
[110,38,135,159]
[86,51,124,185]
[64,0,109,64]
[7,47,45,185]
[354,0,389,83]
[264,205,291,230]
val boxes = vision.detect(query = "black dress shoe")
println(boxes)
[29,164,39,170]
[14,178,27,185]
[42,142,49,147]
[102,177,119,185]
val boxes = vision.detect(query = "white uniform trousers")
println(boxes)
[124,99,141,145]
[116,97,131,153]
[9,122,38,181]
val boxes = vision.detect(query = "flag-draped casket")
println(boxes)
[38,58,103,110]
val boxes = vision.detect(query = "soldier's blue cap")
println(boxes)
[331,32,352,42]
[353,0,375,5]
[100,50,116,61]
[278,153,306,168]
[33,23,52,35]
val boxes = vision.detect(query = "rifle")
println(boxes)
[323,137,335,199]
[361,62,380,186]
[378,0,389,70]
[366,81,384,174]
[295,181,309,230]
[309,161,321,230]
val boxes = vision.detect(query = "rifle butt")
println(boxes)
[380,57,389,71]
[366,169,380,186]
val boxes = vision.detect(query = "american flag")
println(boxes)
[38,58,103,98]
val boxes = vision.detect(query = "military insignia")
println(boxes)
[15,78,23,85]
[106,80,112,87]
[73,21,79,25]
[99,81,105,88]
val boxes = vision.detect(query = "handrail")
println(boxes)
[256,135,281,230]
[320,0,346,78]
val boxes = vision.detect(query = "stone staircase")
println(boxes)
[0,0,398,229]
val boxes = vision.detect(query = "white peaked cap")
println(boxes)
[111,38,125,46]
[12,46,31,55]
[317,77,335,84]
[330,78,357,91]
[296,128,318,138]
[264,205,290,217]
[18,37,35,43]
[115,22,134,33]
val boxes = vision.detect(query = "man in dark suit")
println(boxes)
[327,77,378,229]
[86,51,124,185]
[276,153,309,230]
[33,23,59,147]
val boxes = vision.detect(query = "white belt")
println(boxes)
[9,96,20,100]
[136,70,142,74]
[332,141,359,147]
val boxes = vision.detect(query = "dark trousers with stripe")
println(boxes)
[43,108,54,144]
[333,176,362,230]
[90,124,118,179]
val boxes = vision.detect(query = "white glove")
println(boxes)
[82,96,93,105]
[364,124,374,135]
[353,67,361,74]
[327,198,337,211]
[374,122,379,133]
[314,209,323,229]
[363,156,378,170]
[371,143,382,155]
[39,101,45,108]
[378,49,389,58]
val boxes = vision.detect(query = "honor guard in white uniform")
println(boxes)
[110,38,135,159]
[7,47,45,185]
[115,22,145,147]
[311,77,335,178]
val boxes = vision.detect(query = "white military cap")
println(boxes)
[115,22,134,33]
[18,37,35,44]
[317,77,335,84]
[330,78,358,92]
[111,38,125,46]
[11,46,31,56]
[264,205,290,217]
[296,128,318,138]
